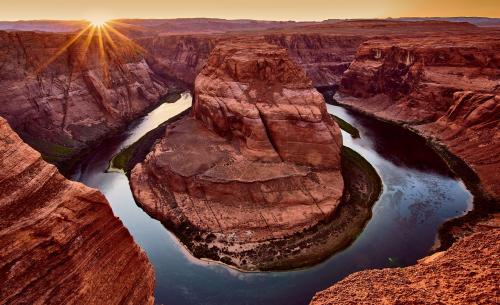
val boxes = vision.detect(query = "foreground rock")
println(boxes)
[0,30,169,169]
[0,117,154,305]
[339,34,500,200]
[311,217,500,305]
[131,41,345,270]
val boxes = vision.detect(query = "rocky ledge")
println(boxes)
[0,117,154,305]
[130,41,351,270]
[311,216,500,305]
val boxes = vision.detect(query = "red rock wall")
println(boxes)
[0,117,154,305]
[264,34,364,87]
[193,40,342,168]
[339,35,500,199]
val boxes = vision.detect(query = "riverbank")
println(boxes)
[331,96,498,252]
[74,93,472,304]
[111,106,382,271]
[108,107,190,174]
[60,90,183,176]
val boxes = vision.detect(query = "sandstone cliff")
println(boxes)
[0,30,169,168]
[311,216,500,305]
[130,41,344,270]
[339,34,500,199]
[0,117,154,305]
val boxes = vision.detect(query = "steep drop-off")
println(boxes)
[0,117,154,305]
[131,41,345,270]
[339,34,500,200]
[311,217,500,305]
[0,30,169,168]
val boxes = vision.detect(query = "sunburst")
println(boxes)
[34,18,147,85]
[88,17,109,27]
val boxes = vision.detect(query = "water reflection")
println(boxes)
[73,94,472,305]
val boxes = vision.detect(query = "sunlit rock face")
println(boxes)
[0,117,154,305]
[131,41,344,265]
[0,30,169,167]
[417,91,500,198]
[193,41,343,168]
[339,35,500,199]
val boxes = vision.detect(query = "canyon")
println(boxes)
[0,17,498,304]
[0,117,154,305]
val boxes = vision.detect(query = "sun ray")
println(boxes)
[96,26,109,85]
[104,22,147,55]
[33,17,148,90]
[101,25,129,74]
[77,26,96,67]
[35,24,92,74]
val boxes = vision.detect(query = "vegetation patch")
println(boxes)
[108,108,191,174]
[21,134,79,164]
[331,114,360,138]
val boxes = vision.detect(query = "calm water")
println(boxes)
[73,93,472,305]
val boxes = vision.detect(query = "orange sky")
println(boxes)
[1,0,499,21]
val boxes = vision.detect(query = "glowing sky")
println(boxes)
[1,0,499,21]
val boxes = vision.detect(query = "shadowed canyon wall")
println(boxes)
[0,30,169,168]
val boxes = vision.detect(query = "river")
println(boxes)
[72,92,472,305]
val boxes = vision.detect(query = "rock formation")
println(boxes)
[0,117,154,305]
[339,34,500,199]
[0,30,169,168]
[130,41,344,269]
[310,216,500,305]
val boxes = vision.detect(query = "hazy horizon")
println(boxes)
[1,0,499,22]
[1,16,499,23]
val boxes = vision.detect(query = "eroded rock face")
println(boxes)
[310,217,500,305]
[131,41,343,269]
[193,41,342,168]
[139,32,364,89]
[339,35,500,199]
[0,30,168,167]
[417,91,500,198]
[264,34,364,88]
[0,117,154,305]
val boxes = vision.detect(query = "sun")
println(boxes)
[87,17,109,27]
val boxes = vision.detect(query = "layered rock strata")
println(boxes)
[138,20,485,90]
[0,30,168,168]
[131,41,344,270]
[0,117,154,305]
[339,35,500,199]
